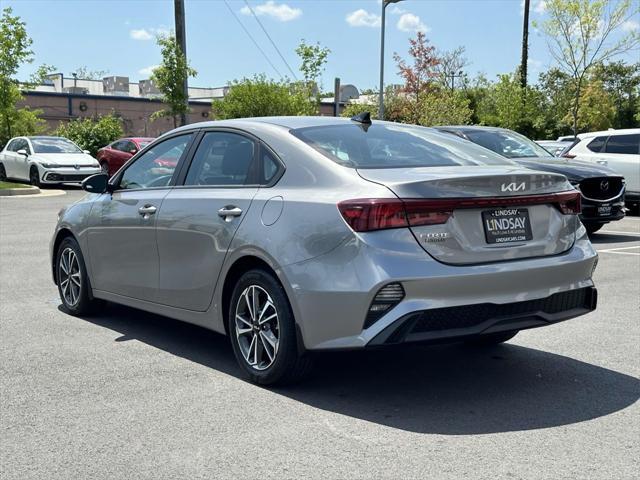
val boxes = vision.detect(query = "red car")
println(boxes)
[97,137,154,176]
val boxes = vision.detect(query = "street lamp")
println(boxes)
[379,0,404,120]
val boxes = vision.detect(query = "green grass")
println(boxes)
[0,181,30,189]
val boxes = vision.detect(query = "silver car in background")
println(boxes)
[51,116,598,385]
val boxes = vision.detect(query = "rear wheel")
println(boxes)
[465,331,518,346]
[29,166,41,187]
[585,223,603,235]
[228,269,313,385]
[56,237,99,315]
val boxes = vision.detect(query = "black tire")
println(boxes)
[0,163,6,181]
[100,161,110,176]
[227,269,313,385]
[56,236,100,316]
[465,331,518,346]
[585,223,603,235]
[29,165,41,187]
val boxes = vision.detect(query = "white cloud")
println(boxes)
[240,1,302,22]
[389,5,406,15]
[138,65,159,76]
[534,0,547,14]
[345,9,380,27]
[129,27,170,41]
[621,19,639,32]
[397,13,430,33]
[527,58,543,70]
[130,29,153,41]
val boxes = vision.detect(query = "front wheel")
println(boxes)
[100,161,110,176]
[0,163,6,181]
[56,237,99,315]
[29,166,41,187]
[228,269,313,385]
[585,223,603,235]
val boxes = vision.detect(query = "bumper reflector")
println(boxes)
[364,283,405,328]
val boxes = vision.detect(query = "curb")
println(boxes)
[0,185,40,196]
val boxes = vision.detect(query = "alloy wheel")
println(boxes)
[59,247,81,307]
[234,285,280,371]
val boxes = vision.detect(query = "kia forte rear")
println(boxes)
[51,115,598,385]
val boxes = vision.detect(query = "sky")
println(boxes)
[6,0,640,92]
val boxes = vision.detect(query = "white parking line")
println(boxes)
[600,230,640,237]
[598,245,640,256]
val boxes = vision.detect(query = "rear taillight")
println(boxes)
[338,191,581,232]
[337,199,453,232]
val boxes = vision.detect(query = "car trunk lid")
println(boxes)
[355,166,580,265]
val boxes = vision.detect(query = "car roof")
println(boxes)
[437,125,509,133]
[577,128,640,139]
[171,115,389,134]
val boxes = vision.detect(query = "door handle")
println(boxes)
[218,206,243,221]
[138,204,157,218]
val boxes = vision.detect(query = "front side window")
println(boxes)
[119,134,192,190]
[184,132,255,186]
[587,136,607,152]
[31,137,82,154]
[5,139,20,152]
[604,134,639,155]
[292,124,513,168]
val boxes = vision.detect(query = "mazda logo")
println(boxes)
[600,180,609,191]
[74,164,80,170]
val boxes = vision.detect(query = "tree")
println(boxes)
[418,90,472,126]
[73,66,108,80]
[393,32,440,122]
[295,39,330,93]
[435,46,469,90]
[54,114,123,157]
[591,61,640,128]
[535,0,640,136]
[212,75,316,119]
[564,78,616,131]
[151,34,197,128]
[0,7,41,145]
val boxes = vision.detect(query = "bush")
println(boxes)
[212,75,317,119]
[54,114,123,157]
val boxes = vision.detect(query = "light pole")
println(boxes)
[378,0,403,120]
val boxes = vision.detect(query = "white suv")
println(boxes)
[564,129,640,210]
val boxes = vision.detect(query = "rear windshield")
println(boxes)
[291,124,514,169]
[31,138,82,154]
[463,129,553,159]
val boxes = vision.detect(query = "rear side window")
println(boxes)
[604,134,639,155]
[292,124,512,169]
[184,132,255,186]
[586,136,607,152]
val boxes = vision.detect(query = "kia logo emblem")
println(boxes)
[501,182,526,192]
[600,180,609,191]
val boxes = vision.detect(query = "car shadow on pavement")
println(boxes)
[589,233,640,244]
[67,303,640,436]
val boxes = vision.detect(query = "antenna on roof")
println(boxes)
[350,111,372,125]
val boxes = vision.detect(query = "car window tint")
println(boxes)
[119,134,192,190]
[125,141,137,153]
[587,136,607,152]
[113,141,127,152]
[604,134,639,155]
[184,132,255,186]
[5,139,18,152]
[292,124,512,168]
[262,150,279,184]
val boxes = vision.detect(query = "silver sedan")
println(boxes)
[50,116,598,385]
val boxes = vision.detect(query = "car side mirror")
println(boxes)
[16,149,28,157]
[82,173,110,194]
[83,150,90,154]
[129,149,137,154]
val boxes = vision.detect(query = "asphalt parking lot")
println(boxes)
[1,189,639,480]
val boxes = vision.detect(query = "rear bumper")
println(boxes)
[369,287,597,346]
[282,226,598,350]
